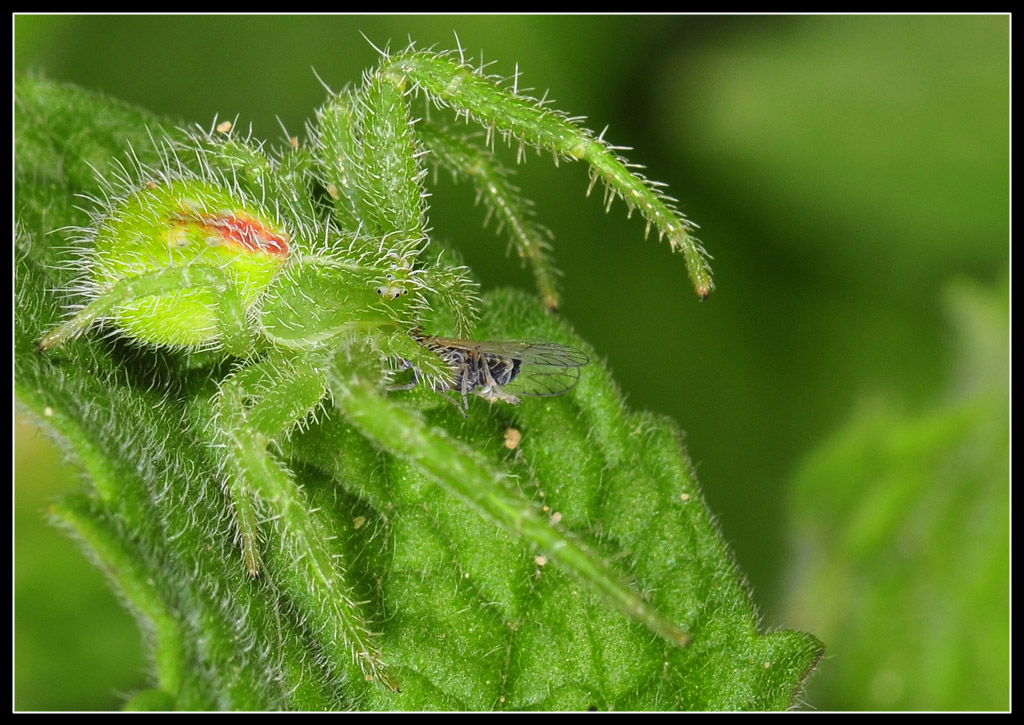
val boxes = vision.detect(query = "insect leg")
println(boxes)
[386,358,419,392]
[385,357,468,417]
[438,390,469,417]
[477,355,520,406]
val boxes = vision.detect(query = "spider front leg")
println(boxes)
[212,352,394,689]
[382,48,714,300]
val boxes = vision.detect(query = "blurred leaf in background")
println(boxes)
[15,14,1008,710]
[651,14,1008,608]
[784,275,1009,710]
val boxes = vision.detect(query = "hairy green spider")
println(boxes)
[37,44,710,690]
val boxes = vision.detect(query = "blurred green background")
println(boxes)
[14,15,1008,711]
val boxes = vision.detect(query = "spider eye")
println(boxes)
[376,285,407,300]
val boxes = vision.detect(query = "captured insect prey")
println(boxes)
[392,328,590,411]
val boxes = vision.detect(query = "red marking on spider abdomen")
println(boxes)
[189,211,290,258]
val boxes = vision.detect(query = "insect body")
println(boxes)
[398,329,589,411]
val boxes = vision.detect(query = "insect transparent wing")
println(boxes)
[411,335,589,399]
[503,359,584,397]
[480,341,589,398]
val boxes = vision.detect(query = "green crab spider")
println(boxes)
[37,43,709,691]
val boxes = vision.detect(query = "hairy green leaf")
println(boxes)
[15,76,821,711]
